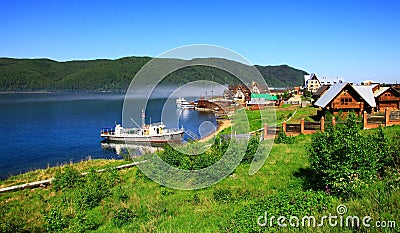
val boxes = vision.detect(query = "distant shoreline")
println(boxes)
[0,91,52,94]
[0,90,122,94]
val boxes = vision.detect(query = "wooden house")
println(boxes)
[227,84,251,102]
[374,86,400,111]
[312,85,330,101]
[314,82,376,115]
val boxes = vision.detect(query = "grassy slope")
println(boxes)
[1,113,399,232]
[0,138,311,232]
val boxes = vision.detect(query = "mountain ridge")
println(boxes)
[0,56,308,92]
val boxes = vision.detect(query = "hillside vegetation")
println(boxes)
[1,111,399,232]
[0,57,307,92]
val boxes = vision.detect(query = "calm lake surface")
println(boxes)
[0,92,216,179]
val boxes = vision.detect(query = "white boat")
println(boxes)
[176,97,195,109]
[101,111,184,143]
[101,123,184,143]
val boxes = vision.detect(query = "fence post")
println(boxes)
[363,111,367,129]
[300,118,305,134]
[263,123,268,139]
[385,108,390,126]
[320,116,325,132]
[282,121,287,135]
[332,117,336,128]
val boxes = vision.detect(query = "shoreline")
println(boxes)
[198,119,231,142]
[0,91,52,94]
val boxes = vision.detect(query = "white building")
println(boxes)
[304,73,344,94]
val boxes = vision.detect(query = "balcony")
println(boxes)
[332,102,362,109]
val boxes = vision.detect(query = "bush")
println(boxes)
[70,211,100,233]
[52,166,82,191]
[308,113,392,197]
[115,186,129,202]
[44,208,68,232]
[112,208,136,227]
[213,188,232,203]
[159,144,191,170]
[242,136,260,164]
[223,189,332,232]
[74,169,111,210]
[274,130,294,144]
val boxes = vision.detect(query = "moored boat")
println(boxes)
[176,97,195,109]
[101,110,185,143]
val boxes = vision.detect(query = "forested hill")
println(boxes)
[0,57,308,92]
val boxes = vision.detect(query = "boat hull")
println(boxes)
[101,131,185,143]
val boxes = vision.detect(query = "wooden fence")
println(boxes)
[263,117,332,137]
[363,109,400,129]
[260,109,400,139]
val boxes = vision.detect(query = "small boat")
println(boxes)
[176,97,195,109]
[101,110,184,143]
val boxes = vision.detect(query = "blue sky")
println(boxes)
[1,0,399,84]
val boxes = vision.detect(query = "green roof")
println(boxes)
[251,93,278,101]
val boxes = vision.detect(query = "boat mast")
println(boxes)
[141,109,145,127]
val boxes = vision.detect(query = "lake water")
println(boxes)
[0,92,217,179]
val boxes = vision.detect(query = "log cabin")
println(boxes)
[314,82,376,115]
[374,85,400,111]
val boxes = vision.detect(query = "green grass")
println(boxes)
[0,158,129,189]
[220,106,319,135]
[1,112,399,232]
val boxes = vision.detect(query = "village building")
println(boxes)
[314,82,376,115]
[293,86,302,95]
[373,85,400,111]
[304,73,345,94]
[246,98,266,110]
[249,81,270,94]
[227,84,251,103]
[319,76,345,86]
[312,85,330,101]
[250,93,277,104]
[269,87,291,96]
[303,73,321,94]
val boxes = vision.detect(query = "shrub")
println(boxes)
[0,212,27,233]
[213,188,232,203]
[115,186,129,202]
[274,130,294,144]
[223,189,332,232]
[74,169,111,210]
[242,136,260,164]
[70,211,100,233]
[308,113,392,197]
[44,208,68,232]
[112,208,136,227]
[159,144,191,170]
[52,166,82,191]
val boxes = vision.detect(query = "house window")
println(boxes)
[340,98,353,105]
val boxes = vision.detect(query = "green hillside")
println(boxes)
[0,57,307,92]
[1,114,399,232]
